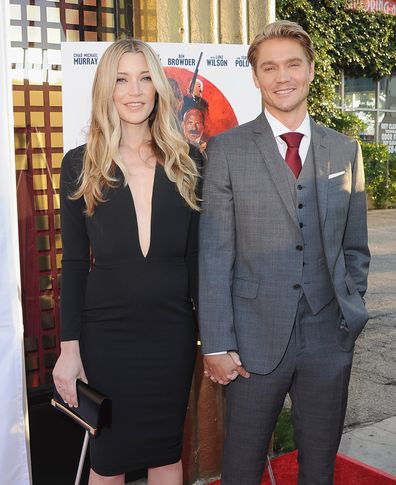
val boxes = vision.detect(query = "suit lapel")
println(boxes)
[251,113,299,228]
[311,119,330,227]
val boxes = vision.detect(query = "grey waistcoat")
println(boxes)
[283,144,335,315]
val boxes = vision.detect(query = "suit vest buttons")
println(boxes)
[297,184,303,190]
[296,245,303,251]
[298,203,303,209]
[299,222,304,228]
[293,284,301,290]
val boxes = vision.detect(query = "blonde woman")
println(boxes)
[53,39,201,485]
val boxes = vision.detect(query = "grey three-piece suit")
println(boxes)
[199,113,370,485]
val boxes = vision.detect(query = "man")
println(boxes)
[182,108,207,152]
[182,78,209,115]
[199,20,370,485]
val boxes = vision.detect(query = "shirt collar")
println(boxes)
[264,108,311,139]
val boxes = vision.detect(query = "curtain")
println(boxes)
[0,3,31,484]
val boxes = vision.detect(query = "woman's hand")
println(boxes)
[52,340,87,407]
[203,352,250,385]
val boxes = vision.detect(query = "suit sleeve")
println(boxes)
[342,141,370,296]
[59,148,90,341]
[198,136,238,354]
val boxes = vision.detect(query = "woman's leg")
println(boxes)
[88,469,125,485]
[148,460,183,485]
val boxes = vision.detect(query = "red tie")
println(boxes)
[280,132,304,178]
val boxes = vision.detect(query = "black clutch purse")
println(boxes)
[51,379,111,436]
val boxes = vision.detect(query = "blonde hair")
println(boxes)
[248,20,314,72]
[72,39,200,215]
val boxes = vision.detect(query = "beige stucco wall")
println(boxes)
[156,0,275,43]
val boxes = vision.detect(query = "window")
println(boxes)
[337,72,396,151]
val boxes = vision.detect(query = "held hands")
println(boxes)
[52,340,88,408]
[203,352,250,385]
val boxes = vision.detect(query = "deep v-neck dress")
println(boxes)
[59,145,198,476]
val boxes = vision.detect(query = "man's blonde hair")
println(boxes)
[248,20,314,72]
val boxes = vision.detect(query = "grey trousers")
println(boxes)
[221,296,353,485]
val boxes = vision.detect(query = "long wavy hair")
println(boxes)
[71,39,200,215]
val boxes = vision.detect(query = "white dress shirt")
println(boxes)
[205,110,311,356]
[264,108,311,164]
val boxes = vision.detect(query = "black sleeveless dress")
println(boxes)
[59,145,198,476]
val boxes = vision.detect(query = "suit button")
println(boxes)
[299,222,304,228]
[298,203,303,209]
[296,245,303,251]
[297,184,303,190]
[293,284,301,289]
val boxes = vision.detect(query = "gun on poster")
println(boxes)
[188,52,203,96]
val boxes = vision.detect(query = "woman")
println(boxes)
[52,39,201,485]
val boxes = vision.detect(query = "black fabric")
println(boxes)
[59,146,199,475]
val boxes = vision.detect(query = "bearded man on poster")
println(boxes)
[199,20,370,485]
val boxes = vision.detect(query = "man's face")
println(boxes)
[193,80,203,98]
[182,109,204,144]
[252,38,314,123]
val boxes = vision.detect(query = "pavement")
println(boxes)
[339,208,396,476]
[129,209,396,483]
[339,416,396,476]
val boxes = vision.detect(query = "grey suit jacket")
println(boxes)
[198,112,370,374]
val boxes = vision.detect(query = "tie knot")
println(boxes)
[280,132,304,148]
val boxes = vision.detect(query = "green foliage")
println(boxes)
[330,111,367,139]
[276,0,396,124]
[273,408,296,454]
[362,144,396,208]
[335,10,396,79]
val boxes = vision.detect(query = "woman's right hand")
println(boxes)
[52,340,87,408]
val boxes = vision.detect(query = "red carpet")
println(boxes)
[209,451,396,484]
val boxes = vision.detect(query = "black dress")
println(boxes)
[60,145,198,476]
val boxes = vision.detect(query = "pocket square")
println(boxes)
[328,170,345,179]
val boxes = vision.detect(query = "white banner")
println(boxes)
[61,41,261,153]
[0,3,31,485]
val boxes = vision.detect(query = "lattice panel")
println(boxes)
[13,80,63,389]
[9,0,133,389]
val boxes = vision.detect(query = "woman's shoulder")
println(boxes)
[60,144,87,192]
[63,143,86,164]
[61,144,86,178]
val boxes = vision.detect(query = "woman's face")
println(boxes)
[113,52,157,128]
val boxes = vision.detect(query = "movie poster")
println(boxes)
[61,42,261,154]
